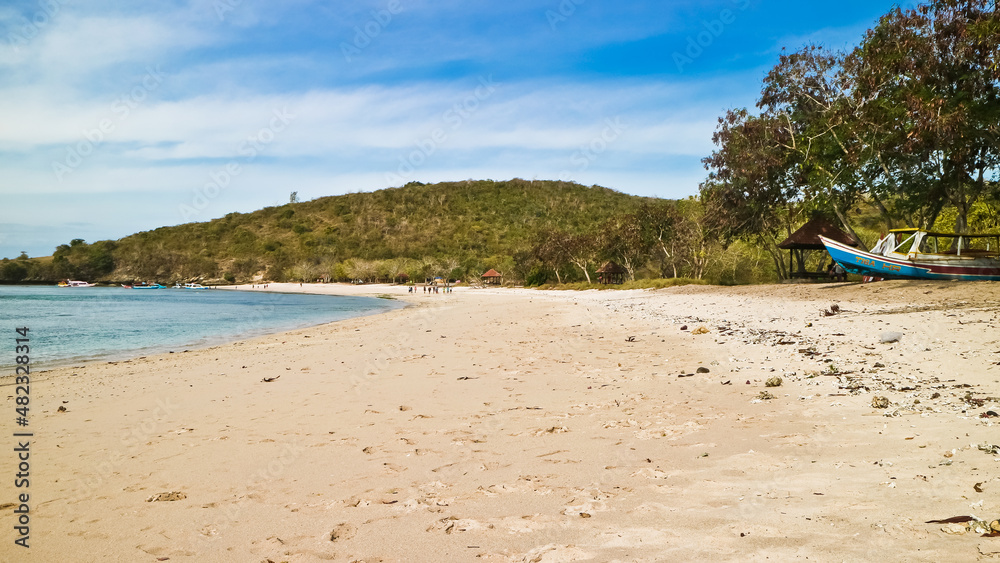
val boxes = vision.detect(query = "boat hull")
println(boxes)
[58,281,96,287]
[820,236,1000,281]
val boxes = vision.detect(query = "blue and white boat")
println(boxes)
[820,229,1000,281]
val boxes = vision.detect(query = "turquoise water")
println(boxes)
[0,286,403,370]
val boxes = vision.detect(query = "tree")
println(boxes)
[848,0,1000,232]
[638,202,680,277]
[672,199,716,280]
[704,0,1000,253]
[701,109,801,279]
[0,260,28,282]
[546,231,597,283]
[533,230,571,284]
[758,45,869,241]
[598,215,651,281]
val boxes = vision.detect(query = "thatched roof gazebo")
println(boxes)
[778,217,860,279]
[482,269,502,285]
[596,261,627,285]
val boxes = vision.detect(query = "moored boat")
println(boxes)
[58,280,96,287]
[821,229,1000,281]
[182,283,208,289]
[124,282,166,289]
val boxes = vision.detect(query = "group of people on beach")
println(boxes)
[410,285,451,294]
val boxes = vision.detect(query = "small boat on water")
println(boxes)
[58,280,96,287]
[182,283,208,289]
[123,282,166,289]
[821,228,1000,281]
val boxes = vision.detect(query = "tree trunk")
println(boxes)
[871,194,895,231]
[622,258,636,281]
[761,236,787,280]
[831,202,864,246]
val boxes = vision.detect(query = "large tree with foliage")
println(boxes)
[703,0,1000,250]
[849,0,1000,231]
[701,109,802,279]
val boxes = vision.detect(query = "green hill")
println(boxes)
[6,179,655,284]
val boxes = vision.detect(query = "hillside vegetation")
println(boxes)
[4,180,690,284]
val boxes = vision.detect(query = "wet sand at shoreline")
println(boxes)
[6,280,1000,561]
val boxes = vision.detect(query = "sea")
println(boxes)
[0,285,403,371]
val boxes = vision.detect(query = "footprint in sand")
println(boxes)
[137,545,198,557]
[522,425,570,437]
[382,462,406,474]
[426,516,489,534]
[517,544,593,563]
[630,468,669,480]
[597,528,671,548]
[329,522,357,542]
[146,491,187,502]
[561,499,607,516]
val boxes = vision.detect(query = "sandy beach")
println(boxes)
[5,280,1000,561]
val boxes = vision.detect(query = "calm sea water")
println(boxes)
[0,286,403,370]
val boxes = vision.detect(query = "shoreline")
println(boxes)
[0,283,411,374]
[8,280,1000,561]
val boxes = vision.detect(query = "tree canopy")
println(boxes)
[702,0,1000,264]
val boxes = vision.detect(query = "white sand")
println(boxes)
[6,280,1000,561]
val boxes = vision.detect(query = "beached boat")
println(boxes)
[820,229,1000,281]
[58,280,96,287]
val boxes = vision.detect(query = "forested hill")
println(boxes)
[6,180,657,284]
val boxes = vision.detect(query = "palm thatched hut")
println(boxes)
[596,261,627,285]
[778,217,860,278]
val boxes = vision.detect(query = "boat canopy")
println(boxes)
[889,228,1000,238]
[882,229,1000,257]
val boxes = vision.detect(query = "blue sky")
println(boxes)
[0,0,914,259]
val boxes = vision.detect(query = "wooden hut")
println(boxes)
[481,269,502,286]
[596,261,627,285]
[778,217,860,279]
